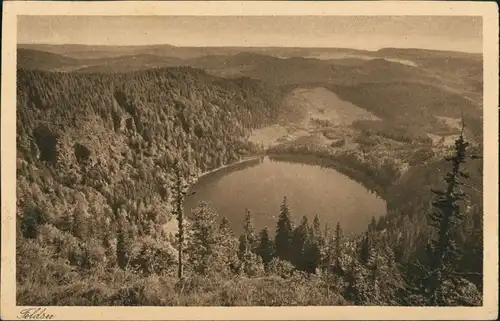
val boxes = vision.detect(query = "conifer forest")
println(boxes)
[14,15,485,307]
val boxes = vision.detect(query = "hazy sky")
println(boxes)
[18,16,482,52]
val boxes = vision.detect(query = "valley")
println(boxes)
[15,43,484,306]
[249,87,379,148]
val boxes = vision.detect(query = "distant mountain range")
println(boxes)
[17,44,482,85]
[18,43,386,59]
[16,43,483,138]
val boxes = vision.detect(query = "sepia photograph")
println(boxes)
[1,1,498,320]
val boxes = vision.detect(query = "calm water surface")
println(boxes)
[184,156,386,235]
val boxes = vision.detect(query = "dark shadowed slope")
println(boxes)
[17,48,186,73]
[326,82,481,120]
[73,54,185,73]
[17,48,82,71]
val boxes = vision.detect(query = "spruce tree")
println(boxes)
[238,209,264,276]
[275,196,294,262]
[257,227,274,267]
[238,209,254,260]
[291,215,310,270]
[418,121,481,305]
[72,206,88,240]
[305,215,323,273]
[237,234,248,261]
[320,222,331,270]
[366,247,380,303]
[334,222,343,273]
[171,160,194,279]
[103,232,117,268]
[21,202,42,239]
[116,220,131,270]
[359,233,374,265]
[312,214,323,245]
[344,259,363,304]
[321,222,334,295]
[311,215,321,241]
[303,237,322,274]
[215,217,240,275]
[187,201,218,275]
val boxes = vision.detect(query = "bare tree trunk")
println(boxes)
[177,246,183,278]
[175,162,185,280]
[177,202,184,279]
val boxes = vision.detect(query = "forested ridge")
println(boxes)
[16,67,483,306]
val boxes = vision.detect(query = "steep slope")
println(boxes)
[382,152,483,285]
[15,49,484,305]
[16,67,286,304]
[17,67,283,172]
[325,82,482,137]
[17,48,82,71]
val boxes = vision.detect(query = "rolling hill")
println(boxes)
[17,48,82,72]
[17,45,483,145]
[15,44,485,306]
[17,48,184,73]
[17,45,482,93]
[74,54,185,73]
[17,43,375,60]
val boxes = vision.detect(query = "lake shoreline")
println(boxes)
[196,155,266,180]
[185,150,387,236]
[265,152,389,200]
[194,151,389,201]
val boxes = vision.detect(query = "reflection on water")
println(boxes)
[184,156,386,236]
[194,157,264,186]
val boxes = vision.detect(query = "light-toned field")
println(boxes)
[435,116,463,130]
[285,87,379,128]
[248,124,289,149]
[249,87,378,148]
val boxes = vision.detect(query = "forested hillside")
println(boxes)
[15,67,289,304]
[16,64,483,306]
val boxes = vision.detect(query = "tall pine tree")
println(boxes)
[303,236,322,274]
[116,218,131,270]
[257,227,274,267]
[238,209,257,259]
[291,215,310,270]
[311,214,323,246]
[334,222,343,274]
[417,121,482,305]
[171,160,193,279]
[238,209,264,276]
[187,201,219,275]
[275,196,294,262]
[215,217,240,275]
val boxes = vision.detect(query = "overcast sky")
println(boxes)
[18,16,482,53]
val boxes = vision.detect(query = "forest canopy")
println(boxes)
[15,66,483,306]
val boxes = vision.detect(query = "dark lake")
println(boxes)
[184,156,387,236]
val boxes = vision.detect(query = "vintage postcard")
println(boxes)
[1,1,499,320]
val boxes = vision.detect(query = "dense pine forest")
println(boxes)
[16,65,483,306]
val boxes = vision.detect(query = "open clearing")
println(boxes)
[249,87,378,148]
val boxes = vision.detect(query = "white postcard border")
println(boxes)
[2,1,498,320]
